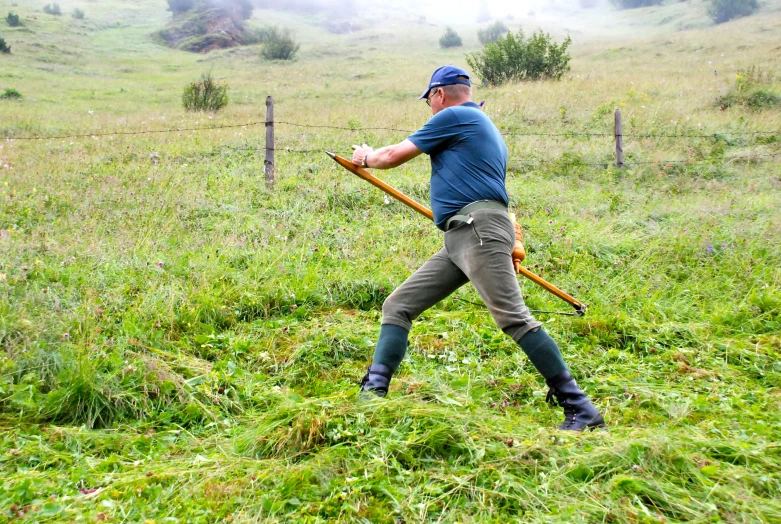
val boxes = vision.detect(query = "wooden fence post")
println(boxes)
[265,96,275,187]
[615,109,624,169]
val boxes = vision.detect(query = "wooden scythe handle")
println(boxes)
[326,152,433,220]
[326,152,587,315]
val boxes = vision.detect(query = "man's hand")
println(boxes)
[352,143,373,168]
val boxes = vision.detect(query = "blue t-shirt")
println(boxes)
[408,101,509,230]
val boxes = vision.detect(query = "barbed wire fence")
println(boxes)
[3,96,779,188]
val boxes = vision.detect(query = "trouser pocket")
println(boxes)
[469,210,514,250]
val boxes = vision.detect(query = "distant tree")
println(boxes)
[466,29,572,85]
[0,36,10,54]
[72,8,85,19]
[477,21,508,45]
[439,27,463,48]
[168,0,252,21]
[610,0,663,8]
[43,3,62,15]
[6,12,22,27]
[167,0,195,14]
[580,0,598,7]
[261,26,299,60]
[708,0,758,23]
[233,0,253,20]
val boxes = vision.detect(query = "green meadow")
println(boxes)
[0,0,780,521]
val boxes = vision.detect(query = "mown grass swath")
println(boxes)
[0,0,779,521]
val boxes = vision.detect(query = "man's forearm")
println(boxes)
[366,144,406,170]
[354,139,422,169]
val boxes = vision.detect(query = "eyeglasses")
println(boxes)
[425,89,441,107]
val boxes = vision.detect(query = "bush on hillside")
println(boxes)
[717,66,779,110]
[0,36,10,54]
[466,29,572,86]
[72,8,85,19]
[439,27,463,48]
[610,0,663,8]
[261,26,299,60]
[477,21,508,45]
[182,73,229,112]
[708,0,758,23]
[0,88,22,99]
[6,12,22,27]
[43,3,62,15]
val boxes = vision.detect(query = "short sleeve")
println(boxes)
[408,109,462,155]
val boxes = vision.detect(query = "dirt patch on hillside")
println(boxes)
[158,1,250,53]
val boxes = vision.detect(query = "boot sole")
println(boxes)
[559,415,607,432]
[586,421,608,431]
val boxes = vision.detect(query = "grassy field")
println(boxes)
[1,0,780,522]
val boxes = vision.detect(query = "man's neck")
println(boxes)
[442,98,472,109]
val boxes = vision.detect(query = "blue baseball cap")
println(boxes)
[419,65,471,100]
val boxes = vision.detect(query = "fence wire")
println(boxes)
[3,119,779,141]
[3,117,778,168]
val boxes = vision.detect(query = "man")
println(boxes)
[351,65,605,431]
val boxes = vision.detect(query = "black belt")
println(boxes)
[445,201,508,231]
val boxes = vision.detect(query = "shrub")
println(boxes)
[477,21,508,45]
[466,29,572,86]
[167,0,195,14]
[708,0,759,23]
[439,27,463,48]
[610,0,663,8]
[1,88,22,99]
[43,3,62,15]
[72,8,85,19]
[6,12,22,27]
[261,26,299,60]
[744,89,781,109]
[0,36,10,54]
[182,73,229,112]
[717,67,779,110]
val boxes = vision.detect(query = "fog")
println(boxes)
[384,0,606,25]
[256,0,617,34]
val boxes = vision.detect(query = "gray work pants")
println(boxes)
[382,208,542,342]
